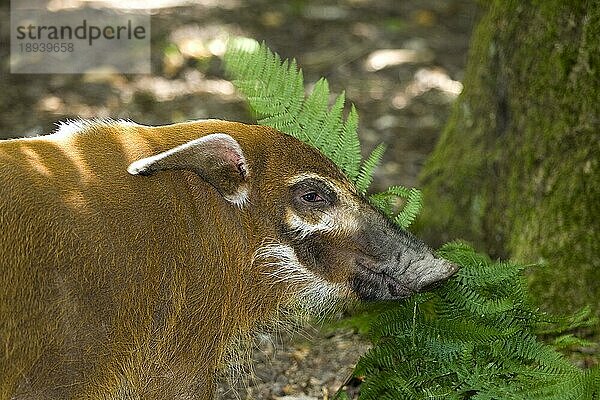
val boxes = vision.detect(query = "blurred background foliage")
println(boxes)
[418,0,599,335]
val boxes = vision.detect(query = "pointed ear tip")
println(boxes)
[127,163,140,175]
[127,160,149,176]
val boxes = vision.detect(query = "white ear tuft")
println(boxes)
[127,158,154,176]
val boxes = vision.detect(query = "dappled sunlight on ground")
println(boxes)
[392,67,463,110]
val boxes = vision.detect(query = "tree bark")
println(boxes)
[418,0,599,315]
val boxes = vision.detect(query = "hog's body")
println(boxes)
[0,119,456,399]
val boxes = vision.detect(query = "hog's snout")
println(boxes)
[394,250,459,293]
[353,248,458,301]
[351,218,459,301]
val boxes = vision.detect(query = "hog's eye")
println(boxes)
[301,191,324,203]
[291,178,336,208]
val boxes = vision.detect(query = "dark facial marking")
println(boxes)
[286,233,329,275]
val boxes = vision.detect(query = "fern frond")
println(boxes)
[395,188,422,228]
[349,243,598,399]
[224,39,596,400]
[320,92,346,155]
[369,186,423,229]
[297,78,330,148]
[225,39,403,199]
[356,143,386,194]
[332,105,362,180]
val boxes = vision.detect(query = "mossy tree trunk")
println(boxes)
[418,1,599,315]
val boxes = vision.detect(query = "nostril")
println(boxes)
[449,262,460,275]
[441,261,460,280]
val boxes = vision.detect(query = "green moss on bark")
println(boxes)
[418,0,600,315]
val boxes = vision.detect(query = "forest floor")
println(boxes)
[0,0,480,398]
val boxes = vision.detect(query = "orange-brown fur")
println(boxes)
[0,120,350,399]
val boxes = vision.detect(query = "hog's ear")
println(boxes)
[128,133,249,206]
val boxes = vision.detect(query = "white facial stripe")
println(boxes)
[285,208,359,240]
[252,241,346,318]
[287,172,359,196]
[253,242,319,284]
[286,172,339,189]
[286,211,335,240]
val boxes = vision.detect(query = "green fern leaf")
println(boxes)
[368,186,423,229]
[224,39,405,201]
[332,105,362,180]
[297,78,330,149]
[356,143,386,194]
[351,243,597,399]
[320,93,346,155]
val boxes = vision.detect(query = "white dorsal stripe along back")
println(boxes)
[55,118,140,138]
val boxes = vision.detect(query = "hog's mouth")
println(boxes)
[355,261,415,299]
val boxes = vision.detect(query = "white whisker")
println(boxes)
[251,240,348,323]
